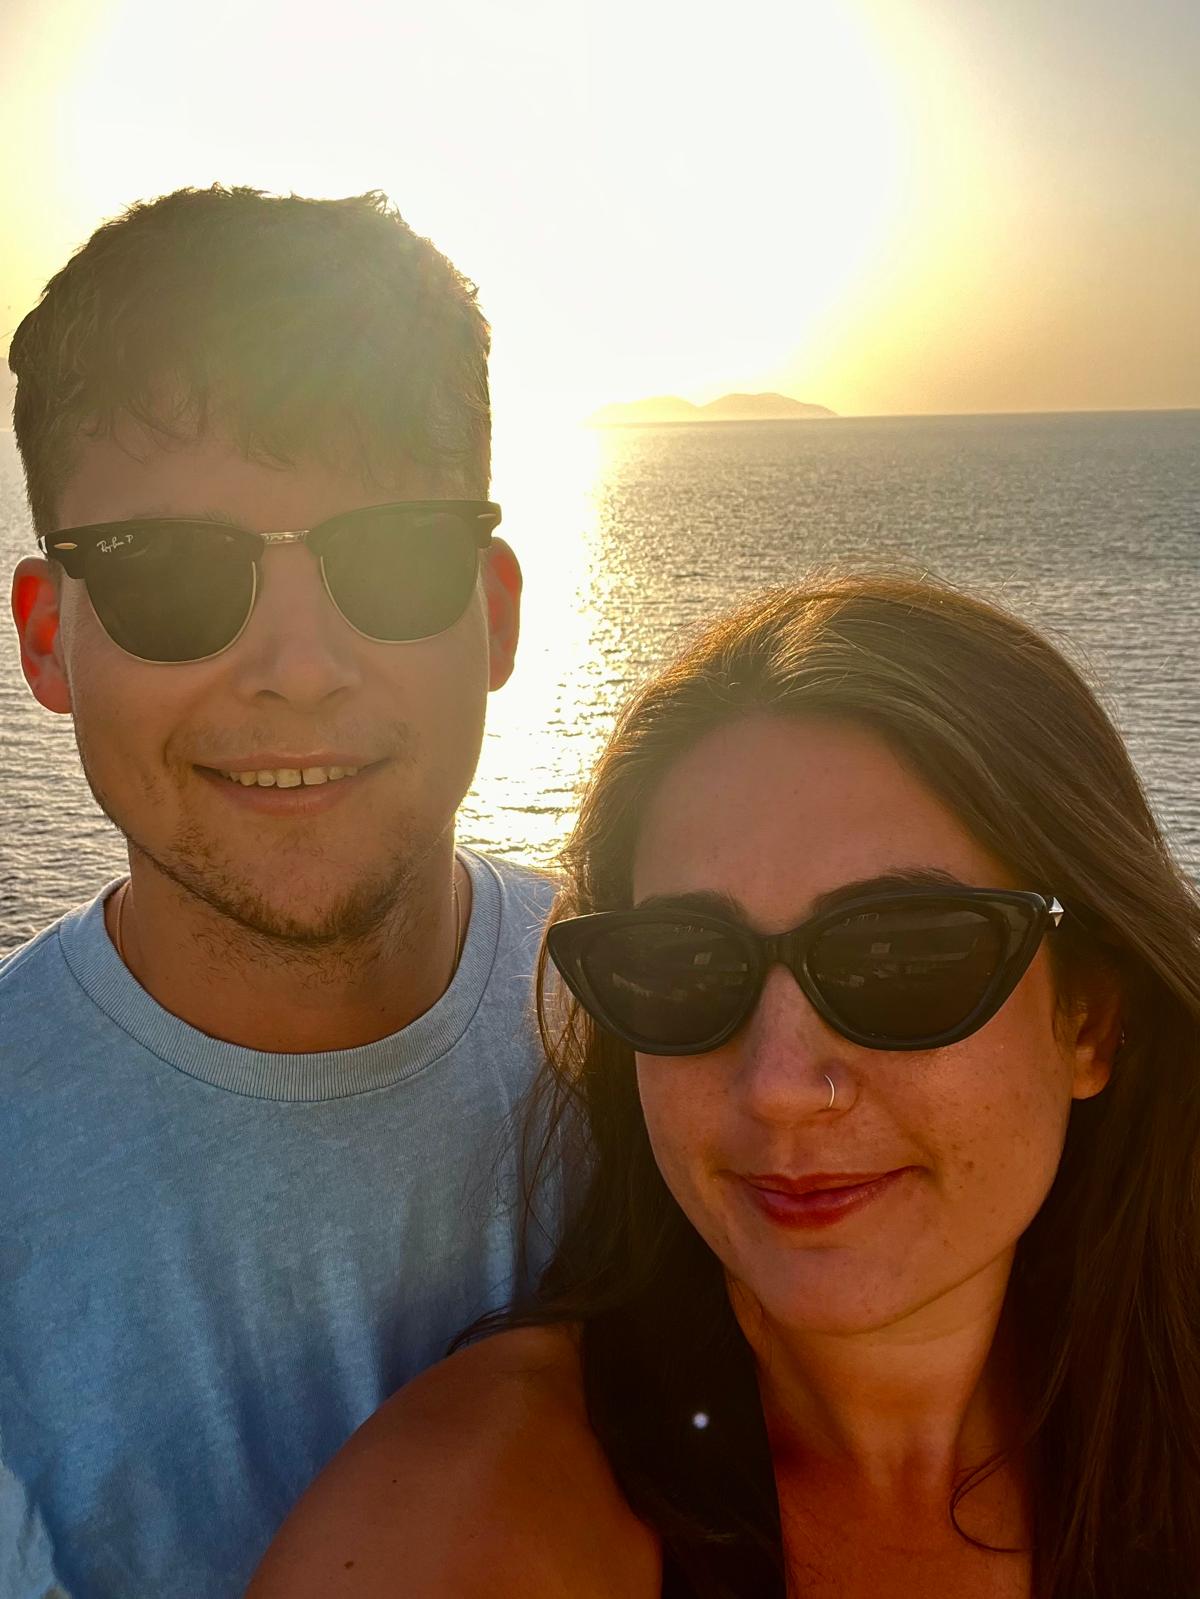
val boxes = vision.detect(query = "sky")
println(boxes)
[1,0,1197,431]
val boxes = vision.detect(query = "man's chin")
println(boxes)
[133,842,428,952]
[203,886,406,949]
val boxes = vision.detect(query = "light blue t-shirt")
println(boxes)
[0,1434,66,1599]
[0,850,558,1599]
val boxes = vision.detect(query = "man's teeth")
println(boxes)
[221,766,360,787]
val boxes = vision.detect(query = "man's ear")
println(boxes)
[11,556,72,714]
[1063,967,1124,1102]
[481,537,522,691]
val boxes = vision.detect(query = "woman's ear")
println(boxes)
[11,557,72,714]
[1061,966,1124,1101]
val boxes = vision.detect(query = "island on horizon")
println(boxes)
[589,391,837,427]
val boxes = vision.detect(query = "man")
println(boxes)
[2,186,556,1598]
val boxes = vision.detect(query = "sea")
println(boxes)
[2,409,1198,955]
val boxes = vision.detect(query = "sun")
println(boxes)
[40,0,912,430]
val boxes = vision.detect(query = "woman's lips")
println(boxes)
[738,1168,912,1230]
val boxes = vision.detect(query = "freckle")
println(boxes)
[344,1560,355,1569]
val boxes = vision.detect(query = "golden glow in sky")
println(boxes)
[1,0,1197,428]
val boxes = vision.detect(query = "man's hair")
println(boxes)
[8,186,491,532]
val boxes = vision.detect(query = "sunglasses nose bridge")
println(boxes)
[753,930,849,1048]
[241,530,317,589]
[740,933,816,1037]
[252,532,341,625]
[223,532,311,633]
[258,529,313,550]
[761,931,809,991]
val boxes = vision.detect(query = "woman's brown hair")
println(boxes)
[491,573,1200,1598]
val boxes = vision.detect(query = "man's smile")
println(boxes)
[194,758,386,813]
[211,757,371,788]
[217,765,360,787]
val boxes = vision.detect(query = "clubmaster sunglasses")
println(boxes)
[547,887,1064,1055]
[38,500,502,664]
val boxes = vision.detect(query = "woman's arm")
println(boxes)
[246,1326,660,1598]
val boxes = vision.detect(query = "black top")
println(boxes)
[660,1549,694,1597]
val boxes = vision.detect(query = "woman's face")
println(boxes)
[631,714,1112,1337]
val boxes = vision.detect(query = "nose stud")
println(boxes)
[823,1073,836,1111]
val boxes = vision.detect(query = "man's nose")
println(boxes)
[226,543,364,708]
[729,964,854,1123]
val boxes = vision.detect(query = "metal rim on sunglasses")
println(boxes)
[38,499,502,664]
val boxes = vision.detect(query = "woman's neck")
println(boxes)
[734,1253,1018,1502]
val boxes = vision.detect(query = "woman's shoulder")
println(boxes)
[247,1324,661,1598]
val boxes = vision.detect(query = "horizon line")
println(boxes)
[582,403,1200,426]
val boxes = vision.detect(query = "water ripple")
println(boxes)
[3,412,1197,950]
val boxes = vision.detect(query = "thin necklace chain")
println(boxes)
[115,878,129,964]
[450,860,466,970]
[114,866,466,972]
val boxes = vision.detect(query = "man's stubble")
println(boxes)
[76,717,445,972]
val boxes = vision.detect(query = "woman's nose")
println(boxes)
[728,963,854,1123]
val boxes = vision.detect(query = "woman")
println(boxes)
[250,575,1200,1597]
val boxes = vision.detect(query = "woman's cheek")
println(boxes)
[637,1059,725,1218]
[922,1034,1075,1240]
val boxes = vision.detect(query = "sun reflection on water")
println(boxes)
[460,420,614,868]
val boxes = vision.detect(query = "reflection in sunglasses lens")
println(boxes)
[321,511,480,641]
[587,921,754,1049]
[87,525,254,663]
[811,907,1002,1040]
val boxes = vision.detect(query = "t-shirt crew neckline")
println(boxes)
[55,848,505,1102]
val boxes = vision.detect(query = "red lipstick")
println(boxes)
[738,1168,912,1230]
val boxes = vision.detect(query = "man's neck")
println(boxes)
[104,845,468,1053]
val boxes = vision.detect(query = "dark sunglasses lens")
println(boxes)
[84,525,254,663]
[581,920,756,1050]
[809,903,1006,1043]
[320,509,480,642]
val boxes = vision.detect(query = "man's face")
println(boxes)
[15,427,520,942]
